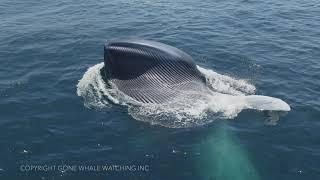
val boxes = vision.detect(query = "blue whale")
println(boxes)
[102,39,290,112]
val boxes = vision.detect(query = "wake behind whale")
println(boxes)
[77,40,290,128]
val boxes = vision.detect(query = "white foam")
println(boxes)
[77,62,290,128]
[77,63,128,108]
[197,66,256,95]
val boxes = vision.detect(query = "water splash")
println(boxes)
[77,62,289,128]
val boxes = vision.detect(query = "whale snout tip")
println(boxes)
[272,99,291,112]
[283,103,291,111]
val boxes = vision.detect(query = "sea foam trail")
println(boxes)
[77,62,290,128]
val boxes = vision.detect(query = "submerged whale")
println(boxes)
[103,39,290,111]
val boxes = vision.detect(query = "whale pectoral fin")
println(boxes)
[244,95,291,111]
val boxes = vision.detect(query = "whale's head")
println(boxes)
[103,39,206,103]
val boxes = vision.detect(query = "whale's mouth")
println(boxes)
[77,62,290,128]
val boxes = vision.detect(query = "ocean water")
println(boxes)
[1,0,320,179]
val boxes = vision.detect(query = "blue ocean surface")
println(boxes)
[1,0,320,179]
